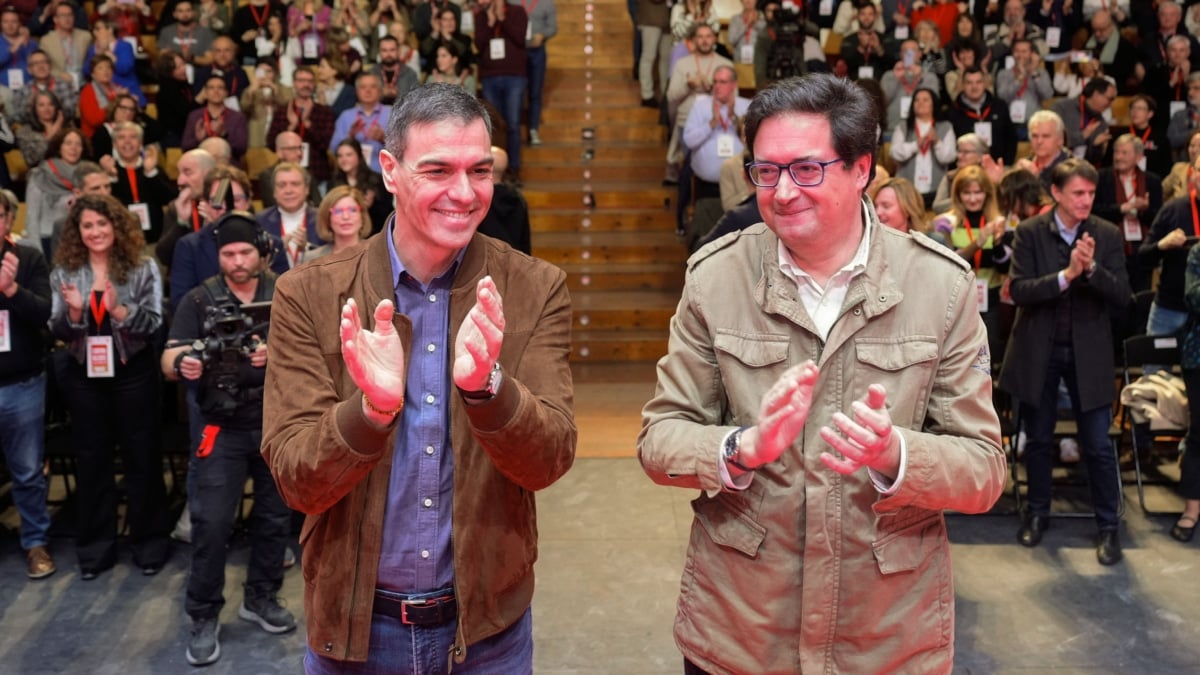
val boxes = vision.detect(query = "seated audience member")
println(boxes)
[302,185,371,261]
[1143,1,1199,71]
[83,19,143,106]
[199,137,233,167]
[104,122,176,243]
[1017,110,1072,189]
[329,72,389,174]
[78,54,126,139]
[73,160,112,196]
[880,40,941,132]
[948,66,1017,166]
[913,20,946,78]
[1051,76,1116,168]
[265,66,334,189]
[719,152,753,214]
[987,0,1048,67]
[240,60,291,150]
[1173,244,1200,543]
[934,165,1012,358]
[477,146,531,255]
[1095,134,1164,292]
[49,194,171,580]
[1146,34,1193,120]
[1137,154,1200,348]
[680,65,749,250]
[372,35,419,105]
[182,76,249,161]
[316,54,356,116]
[424,41,474,92]
[152,49,198,149]
[329,0,369,51]
[28,0,88,41]
[871,176,940,241]
[889,87,955,208]
[258,132,318,208]
[25,127,88,258]
[664,24,730,186]
[995,39,1053,133]
[15,89,66,168]
[256,162,321,269]
[1168,72,1200,154]
[0,7,36,88]
[1052,53,1116,100]
[10,50,76,126]
[1163,129,1200,201]
[942,11,987,71]
[159,1,216,65]
[328,137,388,233]
[0,187,57,581]
[155,148,216,271]
[943,40,988,101]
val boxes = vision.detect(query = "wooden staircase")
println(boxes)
[527,0,686,381]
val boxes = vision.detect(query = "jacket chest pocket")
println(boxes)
[852,337,938,429]
[713,331,791,423]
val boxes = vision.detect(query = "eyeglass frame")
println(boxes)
[744,158,846,188]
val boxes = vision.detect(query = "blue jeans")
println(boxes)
[1020,345,1122,530]
[482,75,527,172]
[0,373,51,549]
[526,47,547,133]
[304,604,533,674]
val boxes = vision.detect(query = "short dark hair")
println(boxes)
[1050,158,1099,190]
[203,165,252,205]
[385,83,492,161]
[962,65,985,79]
[1082,76,1113,98]
[744,74,878,182]
[997,168,1048,215]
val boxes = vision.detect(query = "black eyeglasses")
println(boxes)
[745,158,844,188]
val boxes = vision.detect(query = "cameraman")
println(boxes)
[160,212,294,667]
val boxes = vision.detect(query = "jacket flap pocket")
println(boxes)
[872,513,941,574]
[856,339,938,371]
[692,495,768,557]
[714,331,789,368]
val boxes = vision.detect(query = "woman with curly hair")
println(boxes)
[26,127,90,259]
[49,194,170,580]
[303,185,372,261]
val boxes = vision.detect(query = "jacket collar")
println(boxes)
[363,217,488,309]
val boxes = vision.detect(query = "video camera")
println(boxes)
[189,300,272,401]
[765,6,807,82]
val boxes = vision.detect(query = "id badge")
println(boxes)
[894,25,909,40]
[1005,55,1014,71]
[525,21,532,42]
[303,35,319,60]
[461,11,474,34]
[378,23,388,38]
[1171,100,1186,118]
[1138,156,1147,172]
[86,336,115,378]
[717,134,735,158]
[490,37,506,60]
[974,121,993,146]
[300,141,310,167]
[740,43,754,64]
[858,66,874,80]
[1045,26,1061,49]
[129,202,151,231]
[819,0,833,15]
[914,152,933,193]
[7,69,22,88]
[0,310,10,353]
[224,94,240,111]
[1072,144,1086,159]
[362,143,375,169]
[1009,99,1027,123]
[899,95,912,119]
[185,63,195,85]
[1124,217,1143,241]
[976,279,989,313]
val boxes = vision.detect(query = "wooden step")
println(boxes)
[530,208,676,232]
[534,231,686,265]
[559,262,685,292]
[546,66,635,83]
[524,142,666,164]
[571,290,679,332]
[521,162,664,184]
[554,54,639,69]
[571,331,670,362]
[523,184,673,210]
[535,123,663,143]
[541,106,660,123]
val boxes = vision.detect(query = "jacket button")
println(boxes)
[324,643,333,652]
[853,308,862,315]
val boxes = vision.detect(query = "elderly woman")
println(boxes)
[303,186,371,261]
[49,194,170,579]
[26,128,89,259]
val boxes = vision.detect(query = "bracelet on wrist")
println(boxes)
[364,393,403,417]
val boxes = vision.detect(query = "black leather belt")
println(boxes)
[372,590,457,626]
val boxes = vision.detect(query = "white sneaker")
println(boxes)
[1059,437,1081,463]
[529,129,542,146]
[171,506,192,543]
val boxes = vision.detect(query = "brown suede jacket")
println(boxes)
[262,231,576,665]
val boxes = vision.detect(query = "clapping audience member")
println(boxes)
[880,39,940,132]
[104,122,176,244]
[425,41,474,92]
[16,89,66,168]
[152,50,198,148]
[40,0,90,85]
[11,49,77,126]
[1172,244,1200,544]
[870,176,939,241]
[888,87,955,208]
[83,19,142,106]
[78,54,127,138]
[329,137,389,233]
[256,162,321,269]
[26,127,88,258]
[372,35,419,105]
[1051,76,1116,168]
[49,194,171,580]
[182,75,249,160]
[287,0,332,67]
[240,60,291,150]
[158,1,215,65]
[303,185,371,261]
[0,7,36,87]
[1095,134,1164,292]
[90,93,161,161]
[231,0,287,65]
[419,7,473,78]
[948,65,1017,166]
[995,39,1052,133]
[266,66,335,189]
[474,0,527,183]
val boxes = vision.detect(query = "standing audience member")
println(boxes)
[948,65,1017,166]
[83,18,142,105]
[158,1,215,65]
[240,60,290,151]
[103,122,176,244]
[839,2,888,81]
[266,66,334,190]
[330,72,390,174]
[879,39,941,132]
[1084,9,1139,94]
[182,76,249,161]
[664,23,730,184]
[1163,129,1200,201]
[474,0,527,184]
[155,148,216,272]
[635,0,671,107]
[231,0,286,65]
[0,7,37,88]
[1001,159,1132,566]
[329,137,389,233]
[418,7,473,78]
[372,36,418,106]
[1138,155,1200,350]
[39,0,89,86]
[25,127,87,258]
[1115,95,1173,179]
[524,0,555,147]
[262,82,576,672]
[1095,134,1164,292]
[639,73,1005,674]
[995,39,1053,133]
[1173,244,1200,543]
[1168,72,1200,154]
[256,162,321,269]
[152,50,198,148]
[287,0,332,67]
[0,189,56,580]
[680,64,749,250]
[1051,76,1116,168]
[1017,110,1072,189]
[412,0,458,42]
[302,185,371,261]
[49,194,171,580]
[889,87,955,208]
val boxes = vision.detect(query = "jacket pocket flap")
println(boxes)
[871,513,941,574]
[714,332,790,368]
[856,339,938,371]
[692,495,768,557]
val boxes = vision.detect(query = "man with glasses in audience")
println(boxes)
[639,73,1006,674]
[259,131,319,208]
[1052,76,1117,168]
[680,64,749,251]
[39,0,88,87]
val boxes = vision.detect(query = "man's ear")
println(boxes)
[378,149,399,193]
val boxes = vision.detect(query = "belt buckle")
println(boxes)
[399,595,451,625]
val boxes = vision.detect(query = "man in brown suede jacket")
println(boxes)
[262,83,576,672]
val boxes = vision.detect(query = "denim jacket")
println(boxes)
[48,257,163,365]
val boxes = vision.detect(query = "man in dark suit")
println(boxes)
[1000,159,1132,566]
[947,66,1018,166]
[255,163,321,270]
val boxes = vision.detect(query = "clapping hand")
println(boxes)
[341,297,407,419]
[819,385,900,477]
[453,276,505,393]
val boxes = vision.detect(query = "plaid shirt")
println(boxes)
[266,98,335,183]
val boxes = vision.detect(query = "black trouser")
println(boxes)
[1180,368,1200,500]
[186,424,290,620]
[55,348,170,570]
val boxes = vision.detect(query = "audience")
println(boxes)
[301,185,370,262]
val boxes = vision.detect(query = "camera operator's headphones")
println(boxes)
[211,211,277,261]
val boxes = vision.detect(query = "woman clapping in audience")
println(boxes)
[303,186,371,261]
[889,87,956,209]
[25,128,89,259]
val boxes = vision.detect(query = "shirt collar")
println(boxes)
[384,216,464,291]
[1052,208,1082,242]
[776,201,872,284]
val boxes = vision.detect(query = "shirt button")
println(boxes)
[425,394,435,404]
[428,294,437,303]
[426,343,436,353]
[423,497,433,508]
[425,445,434,455]
[420,550,430,559]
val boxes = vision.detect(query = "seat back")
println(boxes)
[1123,334,1181,371]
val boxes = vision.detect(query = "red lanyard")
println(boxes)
[963,213,984,269]
[89,290,107,327]
[1130,125,1151,143]
[126,167,139,202]
[192,203,201,231]
[900,72,919,94]
[964,104,992,121]
[249,2,269,27]
[916,120,933,155]
[692,53,714,83]
[203,108,223,137]
[1015,76,1030,99]
[1191,188,1199,234]
[1078,96,1090,130]
[356,107,379,135]
[293,101,307,136]
[46,161,74,190]
[522,0,539,14]
[279,213,305,265]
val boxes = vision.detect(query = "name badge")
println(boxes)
[378,23,388,38]
[0,310,10,353]
[86,335,115,378]
[974,121,993,146]
[490,37,506,60]
[819,0,833,15]
[894,25,909,40]
[224,94,240,111]
[7,68,22,88]
[129,202,151,231]
[525,21,533,42]
[303,35,319,60]
[461,11,474,34]
[1171,100,1187,118]
[740,43,754,64]
[858,66,874,80]
[914,151,933,193]
[349,36,367,57]
[185,63,195,84]
[362,143,375,169]
[1009,99,1027,123]
[1046,26,1061,49]
[300,141,310,167]
[717,134,736,158]
[1005,55,1015,71]
[976,278,989,313]
[899,95,913,119]
[1072,144,1087,159]
[1138,156,1147,172]
[1124,217,1143,241]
